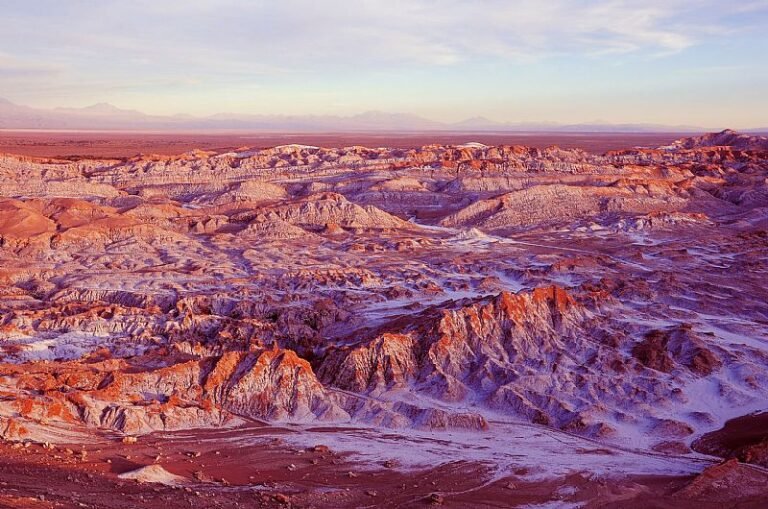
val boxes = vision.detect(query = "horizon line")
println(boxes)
[2,97,767,132]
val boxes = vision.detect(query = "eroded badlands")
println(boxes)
[0,130,767,507]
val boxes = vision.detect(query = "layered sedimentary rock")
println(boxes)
[0,131,767,463]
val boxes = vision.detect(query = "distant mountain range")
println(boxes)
[0,97,764,133]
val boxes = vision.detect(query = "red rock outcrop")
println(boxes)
[0,132,767,462]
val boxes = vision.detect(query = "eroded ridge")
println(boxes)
[1,130,768,507]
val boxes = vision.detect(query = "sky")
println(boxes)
[1,0,767,128]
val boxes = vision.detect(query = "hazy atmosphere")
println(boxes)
[1,0,767,128]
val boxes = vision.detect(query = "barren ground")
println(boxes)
[0,129,767,507]
[0,131,685,158]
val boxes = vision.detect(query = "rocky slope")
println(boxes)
[0,132,767,494]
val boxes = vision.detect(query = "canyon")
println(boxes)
[0,130,767,507]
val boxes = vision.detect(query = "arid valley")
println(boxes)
[0,130,766,507]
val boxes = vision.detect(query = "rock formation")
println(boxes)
[0,132,767,499]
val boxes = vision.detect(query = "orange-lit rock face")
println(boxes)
[0,131,767,465]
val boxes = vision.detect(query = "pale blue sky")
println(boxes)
[1,0,767,127]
